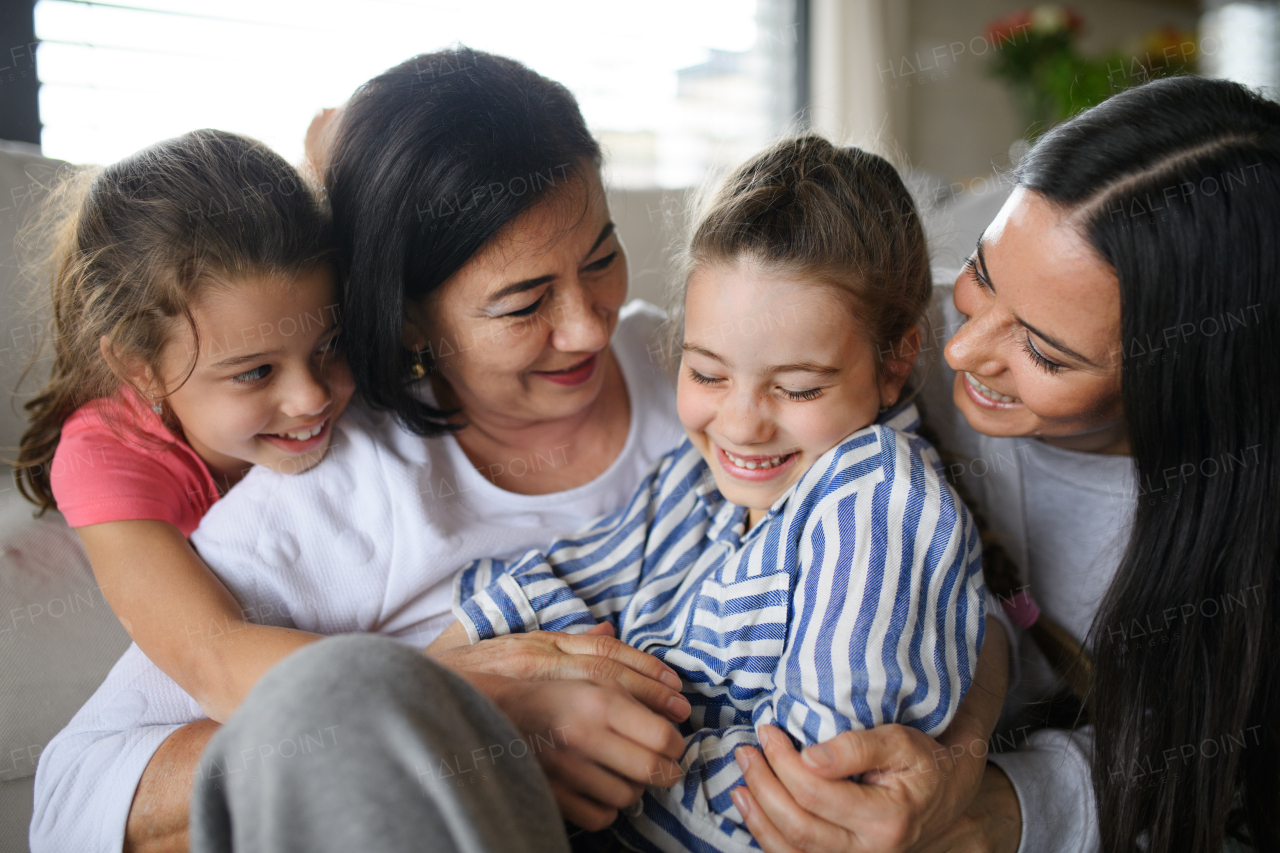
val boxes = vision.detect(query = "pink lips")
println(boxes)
[534,353,598,387]
[259,417,331,455]
[714,445,799,482]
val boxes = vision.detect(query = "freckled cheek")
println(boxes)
[448,324,546,384]
[788,403,866,454]
[597,269,629,312]
[1019,373,1122,430]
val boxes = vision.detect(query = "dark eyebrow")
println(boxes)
[1018,318,1100,367]
[586,221,616,257]
[210,350,280,370]
[487,222,617,305]
[974,238,1102,369]
[487,275,554,304]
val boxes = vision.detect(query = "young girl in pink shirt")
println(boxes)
[15,129,355,721]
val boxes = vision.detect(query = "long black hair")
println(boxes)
[1018,76,1280,851]
[325,47,602,435]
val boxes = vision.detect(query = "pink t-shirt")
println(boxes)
[49,391,220,537]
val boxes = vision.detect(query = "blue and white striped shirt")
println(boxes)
[455,404,985,853]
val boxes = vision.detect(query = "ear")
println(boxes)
[99,335,158,395]
[879,324,922,408]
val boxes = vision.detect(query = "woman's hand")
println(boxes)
[732,616,1011,852]
[430,622,690,723]
[470,672,687,830]
[910,765,1021,853]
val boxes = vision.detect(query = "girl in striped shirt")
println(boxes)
[434,136,985,853]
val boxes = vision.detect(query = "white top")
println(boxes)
[918,278,1135,853]
[30,301,685,853]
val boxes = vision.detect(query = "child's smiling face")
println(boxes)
[677,259,911,525]
[151,264,355,485]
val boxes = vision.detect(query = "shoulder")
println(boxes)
[617,298,669,342]
[50,394,213,530]
[611,299,685,458]
[917,271,987,464]
[799,404,960,521]
[612,299,672,384]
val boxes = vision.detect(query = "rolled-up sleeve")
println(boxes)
[987,727,1099,853]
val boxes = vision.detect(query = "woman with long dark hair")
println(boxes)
[729,75,1279,853]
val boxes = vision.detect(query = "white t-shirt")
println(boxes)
[30,300,685,853]
[918,278,1135,853]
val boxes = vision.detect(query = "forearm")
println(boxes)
[935,616,1009,796]
[191,623,324,722]
[77,520,322,722]
[124,719,220,853]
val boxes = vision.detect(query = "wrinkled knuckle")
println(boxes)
[579,657,613,681]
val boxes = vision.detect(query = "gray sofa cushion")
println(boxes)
[0,497,131,848]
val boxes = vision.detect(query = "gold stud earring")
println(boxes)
[409,348,428,379]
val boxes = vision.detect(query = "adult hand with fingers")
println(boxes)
[732,617,1012,853]
[473,673,687,831]
[733,724,960,853]
[429,620,691,724]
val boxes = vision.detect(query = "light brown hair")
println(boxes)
[14,129,333,510]
[671,134,931,376]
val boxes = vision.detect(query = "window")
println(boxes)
[1199,2,1280,101]
[34,0,806,188]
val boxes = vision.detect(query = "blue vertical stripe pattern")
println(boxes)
[454,404,985,853]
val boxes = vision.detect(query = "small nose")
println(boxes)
[548,283,611,354]
[280,364,332,419]
[716,388,774,448]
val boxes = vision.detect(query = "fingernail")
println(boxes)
[757,726,769,748]
[660,671,682,690]
[735,747,753,771]
[802,744,834,767]
[731,787,752,818]
[667,695,690,718]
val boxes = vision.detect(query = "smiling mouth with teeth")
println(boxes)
[965,372,1022,404]
[721,448,795,470]
[273,418,327,441]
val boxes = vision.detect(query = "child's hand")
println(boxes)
[488,675,687,831]
[430,624,690,724]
